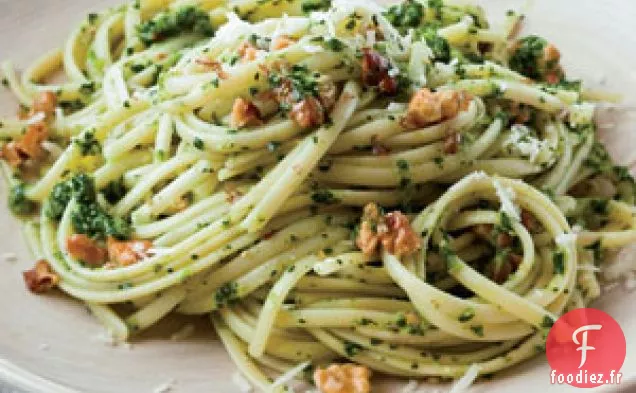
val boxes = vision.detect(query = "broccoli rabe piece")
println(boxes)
[509,35,547,80]
[8,183,37,216]
[45,181,73,220]
[301,0,331,14]
[71,203,130,240]
[45,173,131,239]
[384,0,424,31]
[137,6,214,46]
[417,25,450,62]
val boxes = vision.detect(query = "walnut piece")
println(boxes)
[230,98,263,129]
[107,237,153,267]
[290,96,325,129]
[404,88,472,129]
[314,364,371,393]
[23,259,59,293]
[360,48,397,95]
[0,122,49,167]
[66,234,107,266]
[32,91,57,115]
[271,35,296,51]
[238,42,258,62]
[356,203,421,257]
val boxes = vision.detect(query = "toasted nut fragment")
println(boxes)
[271,35,296,51]
[290,96,325,128]
[493,261,512,284]
[443,132,461,155]
[32,91,58,115]
[230,98,263,129]
[317,80,338,111]
[23,259,59,293]
[1,122,50,167]
[66,234,108,266]
[194,58,228,79]
[383,211,421,257]
[520,210,540,233]
[404,312,420,326]
[356,203,421,257]
[508,253,523,267]
[496,232,513,248]
[314,364,371,393]
[361,48,397,95]
[1,142,25,167]
[238,42,258,62]
[473,224,493,240]
[543,44,561,63]
[404,89,472,129]
[356,203,385,256]
[17,122,49,160]
[107,237,153,266]
[509,102,532,124]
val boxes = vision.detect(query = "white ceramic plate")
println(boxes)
[1,0,635,392]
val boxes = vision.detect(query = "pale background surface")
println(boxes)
[0,0,635,392]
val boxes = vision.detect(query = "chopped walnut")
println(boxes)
[383,211,422,257]
[496,232,513,248]
[238,42,258,62]
[509,102,532,124]
[230,98,263,129]
[290,96,325,128]
[543,44,561,64]
[520,210,540,233]
[67,234,108,266]
[472,224,493,240]
[492,262,512,284]
[541,44,564,84]
[404,88,472,129]
[360,48,397,95]
[404,312,420,326]
[356,203,421,257]
[194,58,228,79]
[1,122,49,167]
[443,132,461,155]
[1,142,24,168]
[271,35,296,51]
[23,259,59,293]
[314,364,371,393]
[317,80,338,111]
[17,122,49,160]
[107,237,152,266]
[32,91,58,115]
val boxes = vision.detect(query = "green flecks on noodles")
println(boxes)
[137,6,215,46]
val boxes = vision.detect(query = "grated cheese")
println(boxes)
[503,124,546,163]
[448,364,480,393]
[270,361,311,391]
[493,179,520,221]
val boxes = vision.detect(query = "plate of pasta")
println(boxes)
[1,0,635,392]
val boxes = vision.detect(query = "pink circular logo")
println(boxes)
[546,308,626,388]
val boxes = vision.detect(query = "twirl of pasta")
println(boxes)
[1,0,635,391]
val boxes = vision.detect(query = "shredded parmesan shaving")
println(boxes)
[449,364,480,393]
[493,179,520,221]
[270,361,311,390]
